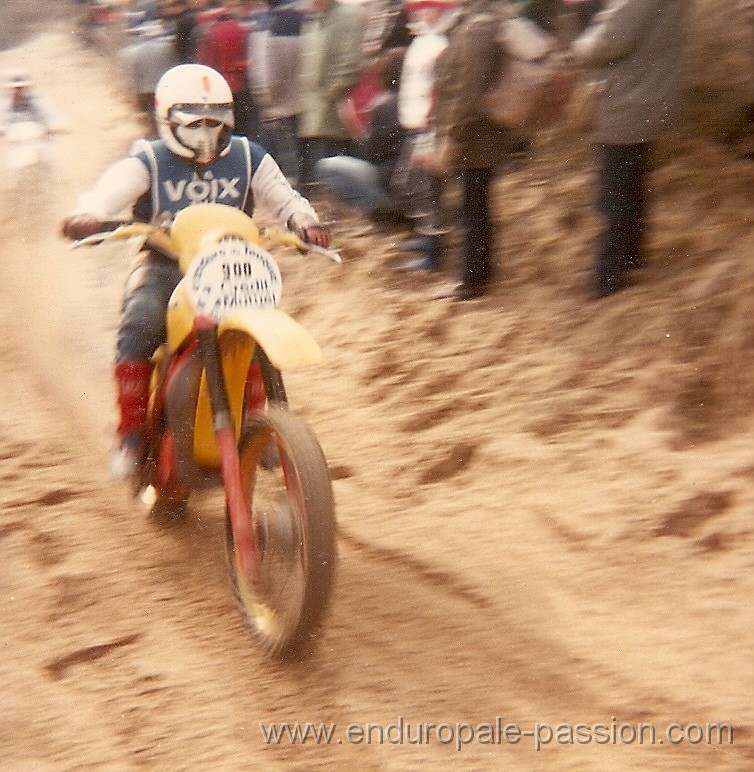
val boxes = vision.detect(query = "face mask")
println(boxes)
[170,105,234,163]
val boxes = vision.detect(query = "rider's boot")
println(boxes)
[110,359,152,480]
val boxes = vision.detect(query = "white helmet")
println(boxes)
[155,64,235,164]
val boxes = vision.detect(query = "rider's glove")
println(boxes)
[60,214,103,240]
[301,225,332,249]
[287,214,332,250]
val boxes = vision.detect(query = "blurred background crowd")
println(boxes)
[14,0,754,300]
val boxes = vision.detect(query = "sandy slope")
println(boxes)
[0,8,752,771]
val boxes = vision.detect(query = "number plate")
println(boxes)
[186,237,282,321]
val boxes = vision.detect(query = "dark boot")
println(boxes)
[111,359,152,479]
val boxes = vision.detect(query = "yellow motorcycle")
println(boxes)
[76,203,338,659]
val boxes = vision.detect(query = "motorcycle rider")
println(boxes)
[60,63,331,479]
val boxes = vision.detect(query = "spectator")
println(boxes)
[297,0,368,186]
[172,0,206,62]
[432,0,523,300]
[118,21,178,136]
[251,0,305,185]
[0,69,68,134]
[187,0,225,57]
[197,0,260,140]
[571,0,688,298]
[313,46,408,225]
[393,0,460,273]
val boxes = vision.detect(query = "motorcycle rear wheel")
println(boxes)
[226,407,336,659]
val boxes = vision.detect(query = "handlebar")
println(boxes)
[259,226,342,264]
[71,221,342,264]
[70,222,178,260]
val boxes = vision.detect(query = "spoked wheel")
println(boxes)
[226,407,336,659]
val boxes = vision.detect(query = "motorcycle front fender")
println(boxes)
[218,308,322,371]
[190,308,321,468]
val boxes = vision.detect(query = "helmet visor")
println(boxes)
[169,103,234,163]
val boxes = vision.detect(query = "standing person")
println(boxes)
[173,0,210,62]
[59,64,331,478]
[117,21,178,136]
[571,0,688,298]
[432,0,521,300]
[251,0,306,185]
[187,0,226,58]
[297,0,367,187]
[198,0,260,141]
[393,0,460,272]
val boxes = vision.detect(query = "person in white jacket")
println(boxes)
[394,0,460,272]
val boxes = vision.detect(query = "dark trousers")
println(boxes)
[460,167,495,287]
[595,142,650,292]
[117,253,182,363]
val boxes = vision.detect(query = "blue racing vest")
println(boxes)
[132,136,266,221]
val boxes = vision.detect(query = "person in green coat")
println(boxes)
[298,0,367,185]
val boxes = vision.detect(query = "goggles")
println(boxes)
[169,103,234,131]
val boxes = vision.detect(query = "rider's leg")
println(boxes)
[111,358,153,476]
[111,253,182,478]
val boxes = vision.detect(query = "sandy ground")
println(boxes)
[1,5,753,771]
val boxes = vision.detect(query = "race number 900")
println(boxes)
[188,237,283,319]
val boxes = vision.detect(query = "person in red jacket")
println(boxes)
[198,0,260,140]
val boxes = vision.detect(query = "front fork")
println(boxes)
[196,319,256,578]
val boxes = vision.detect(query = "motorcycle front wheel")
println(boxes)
[226,407,336,659]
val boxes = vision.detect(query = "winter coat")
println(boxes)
[571,0,688,145]
[433,0,520,170]
[298,0,367,140]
